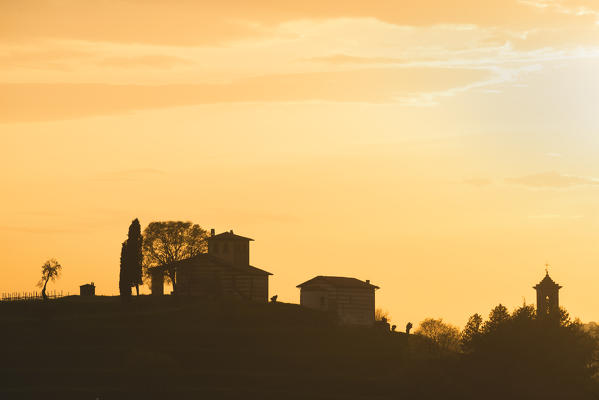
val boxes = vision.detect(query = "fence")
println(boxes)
[1,290,70,302]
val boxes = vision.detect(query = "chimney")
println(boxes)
[210,228,215,237]
[230,229,234,234]
[366,280,370,284]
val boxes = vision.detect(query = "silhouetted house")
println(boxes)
[149,230,272,301]
[297,276,379,325]
[534,271,562,317]
[80,283,95,296]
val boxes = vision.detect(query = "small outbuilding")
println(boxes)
[80,282,95,297]
[297,276,379,325]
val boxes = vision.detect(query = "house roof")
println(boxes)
[296,276,379,290]
[533,272,562,290]
[207,231,254,241]
[150,253,272,276]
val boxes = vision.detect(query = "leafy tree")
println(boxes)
[584,322,599,340]
[462,304,599,396]
[460,313,483,353]
[416,318,461,354]
[37,259,62,301]
[558,306,572,327]
[511,303,535,322]
[142,221,208,293]
[482,303,510,334]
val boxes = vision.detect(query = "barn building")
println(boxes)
[296,276,379,325]
[149,230,272,301]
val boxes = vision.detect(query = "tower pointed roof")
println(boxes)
[533,271,562,290]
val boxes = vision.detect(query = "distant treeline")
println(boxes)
[413,303,598,398]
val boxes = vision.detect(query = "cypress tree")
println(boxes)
[127,218,143,295]
[119,240,131,299]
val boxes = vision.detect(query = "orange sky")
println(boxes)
[2,0,599,327]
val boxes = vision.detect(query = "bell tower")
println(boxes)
[207,229,253,267]
[533,265,562,317]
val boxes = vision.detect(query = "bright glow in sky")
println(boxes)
[1,0,599,326]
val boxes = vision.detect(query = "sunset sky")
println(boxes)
[2,0,599,326]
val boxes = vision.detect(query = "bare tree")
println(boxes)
[375,308,391,322]
[142,221,208,293]
[37,259,62,301]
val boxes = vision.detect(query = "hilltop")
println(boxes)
[0,296,420,399]
[2,296,597,399]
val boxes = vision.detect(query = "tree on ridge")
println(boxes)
[127,218,143,295]
[375,307,391,322]
[119,240,131,299]
[37,258,62,301]
[142,221,208,294]
[415,317,461,355]
[119,218,144,299]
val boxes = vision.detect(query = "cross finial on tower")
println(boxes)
[545,262,550,275]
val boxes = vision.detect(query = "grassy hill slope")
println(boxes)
[0,296,431,399]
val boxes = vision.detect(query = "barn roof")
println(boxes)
[296,276,379,289]
[150,253,271,276]
[207,231,254,241]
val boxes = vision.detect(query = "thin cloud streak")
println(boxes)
[92,168,167,182]
[2,0,597,46]
[462,178,493,186]
[0,67,492,122]
[506,171,599,188]
[97,55,194,69]
[0,225,82,234]
[304,54,407,65]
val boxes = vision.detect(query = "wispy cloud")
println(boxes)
[304,54,407,65]
[0,67,492,122]
[92,168,166,182]
[0,225,81,234]
[2,0,596,46]
[462,178,493,186]
[506,171,599,188]
[527,214,584,219]
[98,55,193,69]
[0,49,194,71]
[0,49,90,70]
